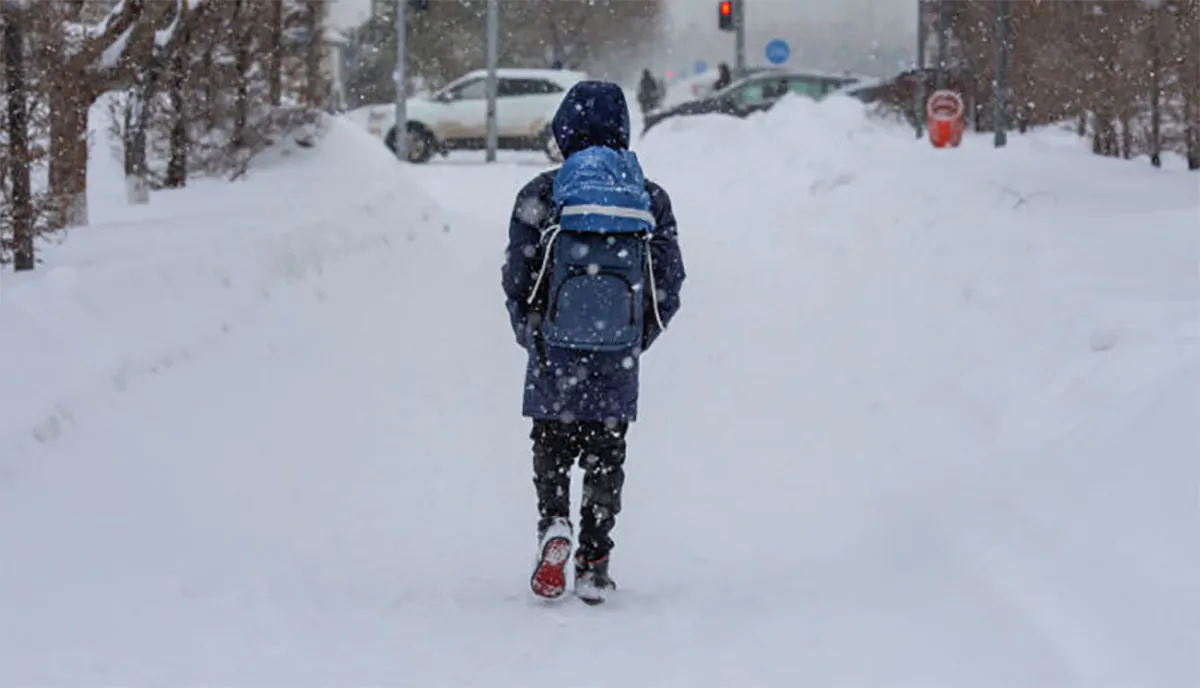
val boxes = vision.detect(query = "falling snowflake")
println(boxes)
[586,263,600,275]
[517,196,546,225]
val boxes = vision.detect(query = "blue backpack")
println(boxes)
[527,146,665,352]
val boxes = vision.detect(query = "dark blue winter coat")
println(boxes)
[501,81,685,422]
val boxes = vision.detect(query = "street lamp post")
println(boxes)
[392,0,407,162]
[485,0,498,162]
[734,0,746,76]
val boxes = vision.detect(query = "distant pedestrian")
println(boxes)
[637,68,660,113]
[714,62,733,91]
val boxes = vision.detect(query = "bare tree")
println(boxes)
[5,0,330,268]
[1177,0,1200,168]
[28,0,146,228]
[3,0,64,269]
[163,0,204,188]
[300,1,326,106]
[3,0,34,270]
[1147,1,1164,167]
[939,0,1197,168]
[268,0,283,105]
[156,0,327,180]
[116,0,186,204]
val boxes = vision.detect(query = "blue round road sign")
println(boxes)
[765,39,791,65]
[694,60,708,75]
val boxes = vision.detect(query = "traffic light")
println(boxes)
[718,1,734,32]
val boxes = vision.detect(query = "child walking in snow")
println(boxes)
[501,81,686,604]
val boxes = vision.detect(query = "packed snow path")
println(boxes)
[1,104,1196,686]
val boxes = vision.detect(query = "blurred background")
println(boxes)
[0,0,1195,240]
[330,0,915,84]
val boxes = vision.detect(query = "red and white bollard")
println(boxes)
[926,90,965,148]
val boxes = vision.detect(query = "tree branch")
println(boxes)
[67,0,146,74]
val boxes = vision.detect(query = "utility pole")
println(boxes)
[993,0,1008,148]
[4,0,34,271]
[915,0,927,138]
[936,0,947,91]
[485,0,499,162]
[734,0,746,76]
[392,0,407,162]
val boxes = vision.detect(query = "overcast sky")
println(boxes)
[328,0,918,77]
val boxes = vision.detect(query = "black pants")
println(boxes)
[532,419,628,561]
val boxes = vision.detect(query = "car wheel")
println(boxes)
[385,123,436,164]
[541,126,562,163]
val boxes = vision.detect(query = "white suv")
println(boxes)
[373,68,588,163]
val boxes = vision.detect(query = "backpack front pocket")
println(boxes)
[544,269,641,350]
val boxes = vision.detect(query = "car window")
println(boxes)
[763,79,791,99]
[787,78,826,98]
[735,82,767,104]
[447,78,487,100]
[499,79,563,97]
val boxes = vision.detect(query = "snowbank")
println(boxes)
[632,93,1199,684]
[0,112,445,464]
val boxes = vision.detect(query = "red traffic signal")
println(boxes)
[718,1,734,31]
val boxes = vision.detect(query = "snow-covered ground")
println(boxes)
[1,95,1196,686]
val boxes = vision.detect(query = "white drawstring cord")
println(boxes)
[526,224,561,305]
[644,236,666,332]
